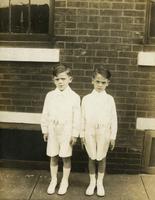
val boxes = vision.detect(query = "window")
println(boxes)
[145,0,155,43]
[149,0,155,37]
[143,131,155,173]
[0,0,54,42]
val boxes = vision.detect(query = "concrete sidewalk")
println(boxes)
[0,168,155,200]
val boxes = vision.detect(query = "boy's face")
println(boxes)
[92,73,109,92]
[53,72,72,91]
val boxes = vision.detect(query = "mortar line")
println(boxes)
[140,175,150,200]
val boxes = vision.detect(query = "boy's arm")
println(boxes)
[70,136,77,146]
[70,96,81,146]
[80,98,86,138]
[43,133,48,142]
[71,96,81,138]
[110,98,117,150]
[80,98,86,149]
[110,139,115,150]
[41,94,49,137]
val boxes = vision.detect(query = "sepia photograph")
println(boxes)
[0,0,155,199]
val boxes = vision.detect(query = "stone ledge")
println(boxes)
[0,47,59,62]
[138,52,155,66]
[136,117,155,130]
[0,111,41,130]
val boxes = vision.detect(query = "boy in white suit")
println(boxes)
[81,66,117,197]
[41,64,81,195]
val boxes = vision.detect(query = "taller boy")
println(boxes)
[41,64,81,195]
[81,66,117,197]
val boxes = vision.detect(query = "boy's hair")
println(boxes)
[92,66,111,80]
[52,64,72,77]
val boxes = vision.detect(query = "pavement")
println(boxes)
[0,168,155,200]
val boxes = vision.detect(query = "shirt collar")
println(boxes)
[92,89,107,96]
[55,86,71,95]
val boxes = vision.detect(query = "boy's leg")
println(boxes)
[86,158,96,196]
[58,157,71,195]
[97,157,106,196]
[47,156,58,194]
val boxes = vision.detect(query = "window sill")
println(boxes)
[138,51,155,66]
[136,118,155,130]
[0,111,41,131]
[0,47,60,62]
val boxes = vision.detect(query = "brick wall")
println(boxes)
[0,0,155,173]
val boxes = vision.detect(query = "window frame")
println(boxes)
[0,0,55,43]
[145,0,155,44]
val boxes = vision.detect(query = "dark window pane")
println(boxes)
[150,138,155,166]
[11,0,29,33]
[0,2,9,32]
[150,2,155,37]
[30,0,49,33]
[0,0,53,41]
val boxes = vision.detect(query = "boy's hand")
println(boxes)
[80,137,85,150]
[43,134,48,142]
[110,139,115,151]
[70,137,77,146]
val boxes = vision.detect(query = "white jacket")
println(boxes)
[41,86,81,137]
[81,90,117,140]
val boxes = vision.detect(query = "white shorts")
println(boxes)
[46,133,72,158]
[85,133,110,161]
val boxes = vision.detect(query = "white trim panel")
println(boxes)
[138,52,155,66]
[136,118,155,130]
[0,48,60,62]
[0,111,41,124]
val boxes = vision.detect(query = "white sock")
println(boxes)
[50,164,58,181]
[58,167,70,195]
[86,174,96,196]
[97,173,105,196]
[61,167,70,182]
[47,165,58,194]
[97,172,104,185]
[89,174,96,185]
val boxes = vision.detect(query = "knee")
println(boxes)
[51,156,58,165]
[62,157,71,164]
[98,158,106,164]
[89,158,96,167]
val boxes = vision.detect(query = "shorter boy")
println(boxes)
[41,64,81,195]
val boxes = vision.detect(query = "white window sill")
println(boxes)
[138,52,155,66]
[0,111,41,124]
[0,47,59,62]
[136,118,155,130]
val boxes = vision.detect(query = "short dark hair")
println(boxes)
[52,64,72,77]
[92,66,111,80]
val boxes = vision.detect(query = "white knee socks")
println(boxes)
[62,167,70,182]
[97,172,104,184]
[58,167,70,195]
[47,165,58,194]
[97,172,105,196]
[50,164,58,181]
[86,174,96,196]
